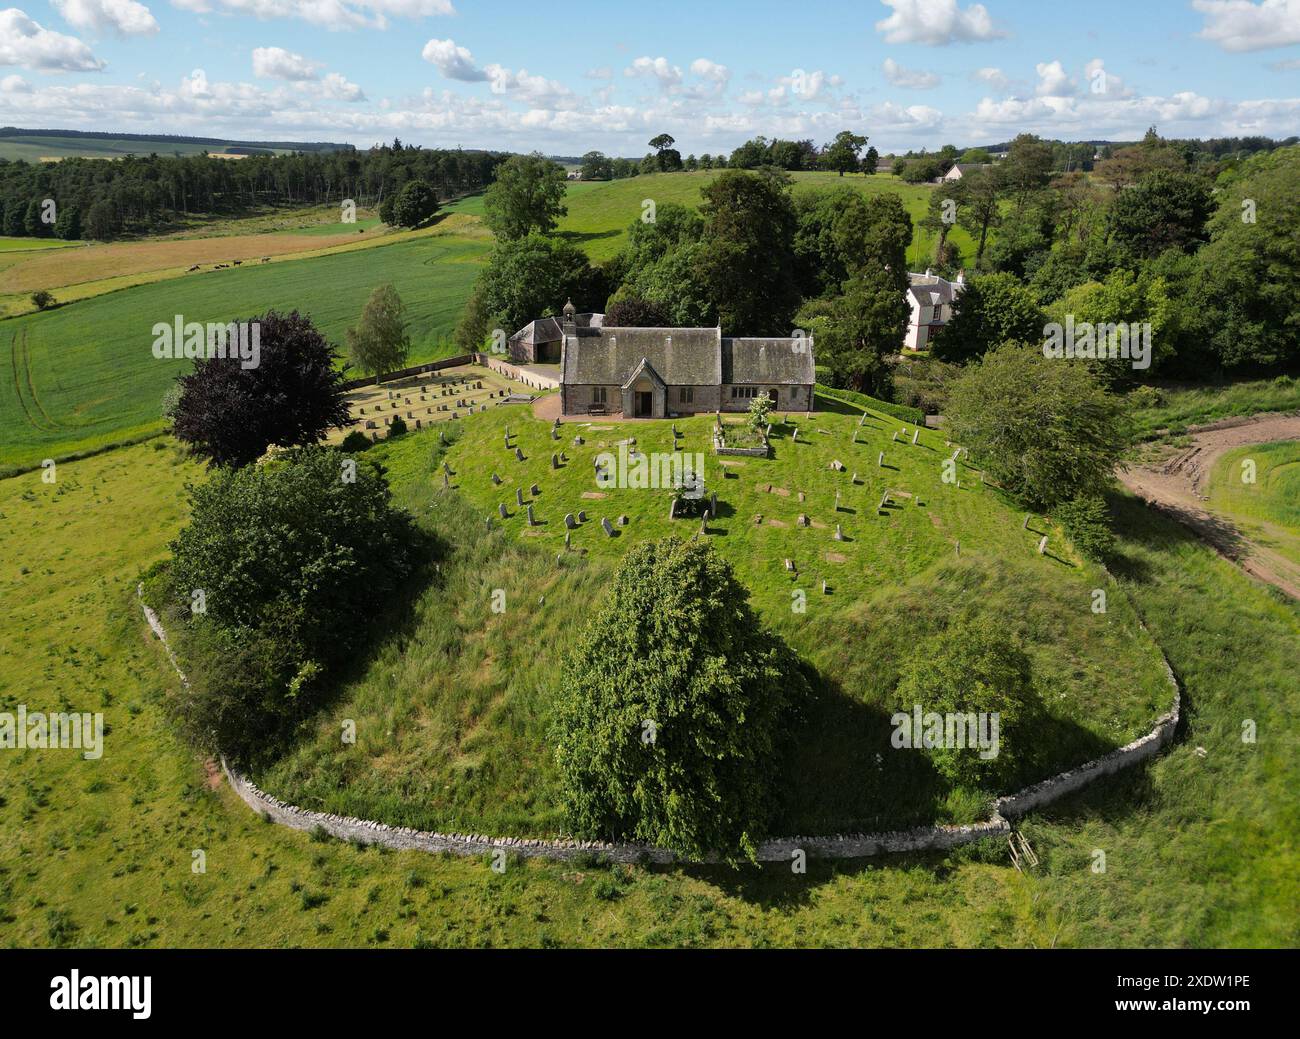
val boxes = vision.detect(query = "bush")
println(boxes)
[388,416,408,437]
[894,619,1043,791]
[552,537,808,862]
[1056,496,1116,562]
[30,290,54,310]
[814,384,924,425]
[165,447,420,761]
[339,430,372,452]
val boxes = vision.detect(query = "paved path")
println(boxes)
[1118,412,1300,599]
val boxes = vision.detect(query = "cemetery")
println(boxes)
[251,389,1175,844]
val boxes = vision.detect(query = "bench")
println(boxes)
[588,404,607,416]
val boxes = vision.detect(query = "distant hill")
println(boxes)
[0,127,354,162]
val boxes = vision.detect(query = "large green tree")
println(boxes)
[471,233,602,338]
[1107,168,1213,259]
[932,273,1045,364]
[946,343,1131,509]
[552,537,807,862]
[387,179,439,228]
[346,284,411,385]
[822,130,868,176]
[810,264,910,398]
[696,169,799,334]
[482,153,569,240]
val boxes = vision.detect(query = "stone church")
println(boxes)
[510,302,816,418]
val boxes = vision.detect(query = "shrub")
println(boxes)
[1056,495,1116,562]
[387,415,408,437]
[552,537,808,862]
[339,430,372,452]
[894,619,1043,791]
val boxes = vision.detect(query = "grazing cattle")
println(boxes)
[187,265,200,272]
[233,260,242,266]
[261,256,270,263]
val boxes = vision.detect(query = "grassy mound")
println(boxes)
[253,398,1171,839]
[1207,440,1300,568]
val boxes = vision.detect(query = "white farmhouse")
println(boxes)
[905,270,965,352]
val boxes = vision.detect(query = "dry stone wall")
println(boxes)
[139,581,1180,864]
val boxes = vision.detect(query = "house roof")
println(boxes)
[721,338,816,385]
[563,327,723,385]
[509,313,602,346]
[621,357,667,391]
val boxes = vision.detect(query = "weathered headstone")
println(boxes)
[564,531,571,549]
[784,558,795,572]
[601,517,614,537]
[577,510,587,523]
[833,524,843,541]
[527,504,536,526]
[516,487,524,507]
[564,513,576,529]
[1038,535,1049,555]
[515,447,525,462]
[530,483,540,497]
[498,503,508,519]
[491,472,501,485]
[912,429,919,445]
[798,513,808,527]
[878,451,884,467]
[551,453,559,469]
[618,514,629,526]
[1023,513,1031,529]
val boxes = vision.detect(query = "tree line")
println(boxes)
[0,139,506,241]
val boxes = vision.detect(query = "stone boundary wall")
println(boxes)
[341,354,473,391]
[476,354,562,392]
[138,576,1181,863]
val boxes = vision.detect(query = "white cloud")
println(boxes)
[1194,0,1300,53]
[0,9,105,70]
[169,0,456,32]
[252,45,320,81]
[421,38,488,82]
[320,70,364,101]
[1,72,32,92]
[625,55,682,88]
[882,57,940,88]
[53,0,158,35]
[875,0,1003,45]
[870,99,944,128]
[1270,56,1300,69]
[690,58,731,86]
[1034,59,1075,96]
[971,66,1008,90]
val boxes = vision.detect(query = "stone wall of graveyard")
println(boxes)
[139,566,1181,864]
[340,354,474,390]
[478,354,562,391]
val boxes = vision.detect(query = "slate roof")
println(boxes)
[509,313,601,346]
[563,327,723,386]
[721,338,816,385]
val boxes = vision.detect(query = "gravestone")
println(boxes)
[442,472,449,489]
[798,514,808,527]
[527,504,536,526]
[491,473,501,485]
[443,461,451,475]
[912,429,919,445]
[1038,536,1049,555]
[822,580,829,595]
[710,491,718,516]
[784,558,795,572]
[577,510,587,523]
[880,490,889,509]
[798,491,805,503]
[564,512,577,529]
[1023,513,1031,529]
[878,452,884,467]
[552,428,560,440]
[515,447,525,462]
[955,540,960,557]
[498,503,508,519]
[833,524,843,541]
[551,453,559,469]
[601,517,614,537]
[618,515,629,526]
[516,488,524,507]
[564,531,571,549]
[892,430,898,442]
[531,483,540,497]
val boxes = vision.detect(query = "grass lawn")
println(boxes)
[0,238,82,254]
[1130,376,1300,439]
[551,171,981,269]
[251,397,1170,840]
[2,432,1296,947]
[1206,440,1300,568]
[0,231,490,472]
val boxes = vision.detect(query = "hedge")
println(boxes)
[814,384,925,425]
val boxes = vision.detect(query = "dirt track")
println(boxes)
[1119,412,1300,599]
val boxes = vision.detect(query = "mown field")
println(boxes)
[0,237,82,254]
[254,396,1170,839]
[0,231,490,472]
[551,170,977,266]
[1207,441,1300,568]
[2,426,1296,948]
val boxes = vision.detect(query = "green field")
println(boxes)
[551,171,979,267]
[1130,376,1300,440]
[0,233,489,471]
[0,238,82,254]
[2,424,1297,947]
[1207,441,1300,567]
[250,398,1169,839]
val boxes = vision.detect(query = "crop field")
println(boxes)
[552,170,980,266]
[253,397,1171,839]
[0,232,490,471]
[0,134,302,163]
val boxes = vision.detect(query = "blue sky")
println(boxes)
[1,0,1297,153]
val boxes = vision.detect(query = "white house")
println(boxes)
[905,270,965,351]
[942,162,991,183]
